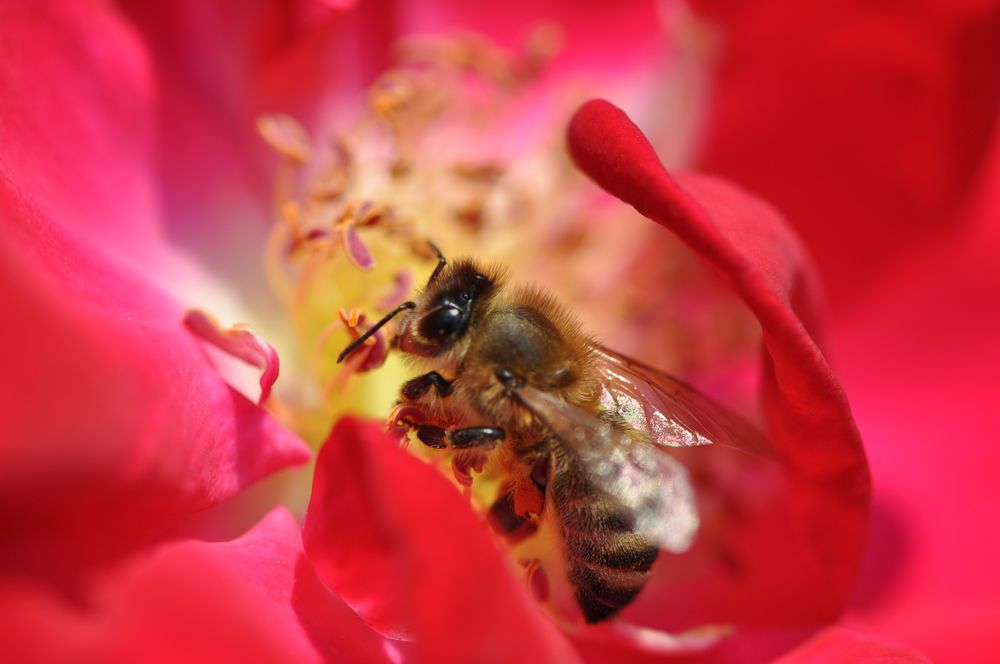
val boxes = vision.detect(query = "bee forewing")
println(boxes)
[516,386,699,553]
[594,346,770,456]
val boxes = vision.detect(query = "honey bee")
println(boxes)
[338,244,764,623]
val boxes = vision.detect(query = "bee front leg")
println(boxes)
[401,371,453,401]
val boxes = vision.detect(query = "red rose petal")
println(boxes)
[835,129,1000,660]
[689,1,1000,305]
[302,417,580,663]
[0,183,309,584]
[773,627,931,664]
[0,1,173,272]
[0,508,393,664]
[566,100,869,624]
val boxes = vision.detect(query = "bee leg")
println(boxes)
[401,371,453,401]
[488,489,538,544]
[450,426,505,449]
[414,424,448,449]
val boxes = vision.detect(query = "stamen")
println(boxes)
[281,201,308,254]
[263,216,294,303]
[453,197,486,232]
[452,162,504,183]
[336,207,375,270]
[308,139,351,201]
[257,114,312,164]
[336,303,414,364]
[375,270,414,312]
[318,309,392,402]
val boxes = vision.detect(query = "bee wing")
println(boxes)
[515,384,700,553]
[593,345,770,457]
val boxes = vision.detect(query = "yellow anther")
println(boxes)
[337,307,363,330]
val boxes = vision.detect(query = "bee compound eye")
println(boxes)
[420,305,464,339]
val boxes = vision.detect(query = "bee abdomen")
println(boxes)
[551,463,659,623]
[560,499,659,623]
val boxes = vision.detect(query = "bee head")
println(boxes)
[396,258,500,357]
[335,249,503,364]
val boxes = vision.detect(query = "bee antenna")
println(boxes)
[337,301,416,363]
[426,238,447,285]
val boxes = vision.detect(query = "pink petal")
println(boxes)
[183,309,280,405]
[397,0,666,80]
[773,627,931,664]
[566,100,869,626]
[0,2,167,270]
[0,184,309,583]
[835,128,1000,660]
[689,1,1000,304]
[0,508,393,663]
[302,417,581,662]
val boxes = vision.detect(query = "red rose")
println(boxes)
[4,1,995,661]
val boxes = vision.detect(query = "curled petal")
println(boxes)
[183,309,280,405]
[302,417,581,662]
[567,99,869,626]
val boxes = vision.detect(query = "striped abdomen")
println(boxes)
[549,445,659,623]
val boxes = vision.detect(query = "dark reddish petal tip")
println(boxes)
[567,99,870,620]
[568,99,692,228]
